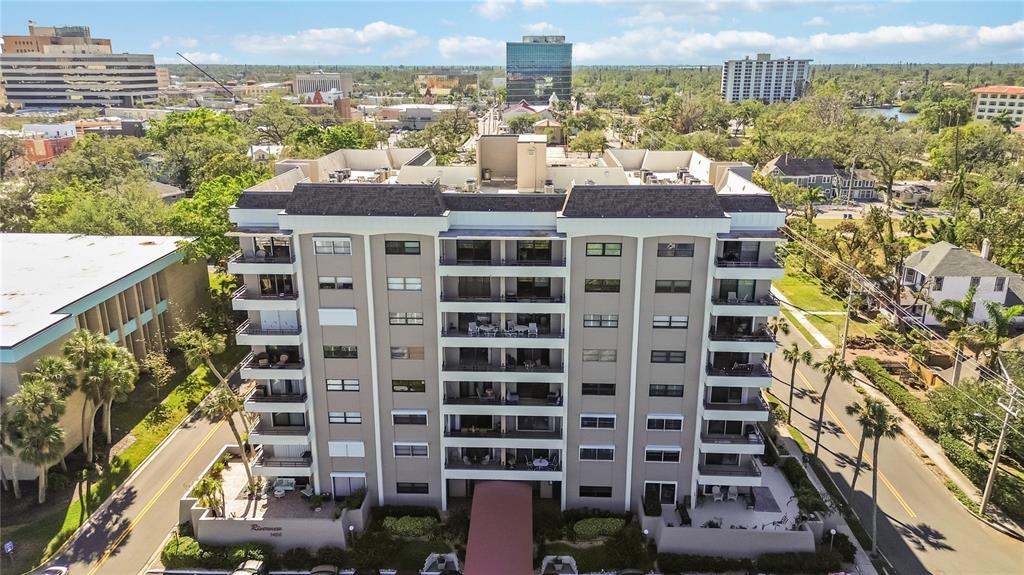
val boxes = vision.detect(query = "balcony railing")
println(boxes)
[704,396,770,412]
[251,422,310,436]
[698,461,762,477]
[232,286,299,300]
[700,429,764,445]
[443,395,562,407]
[440,293,566,303]
[229,250,295,264]
[441,329,565,339]
[439,257,566,267]
[242,352,305,370]
[705,362,771,378]
[245,389,307,403]
[444,460,563,472]
[711,294,778,306]
[237,320,302,337]
[442,362,564,373]
[708,327,775,342]
[254,454,312,468]
[444,428,562,440]
[715,257,781,269]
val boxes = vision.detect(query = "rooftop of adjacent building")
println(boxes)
[0,234,189,348]
[904,240,1015,279]
[971,85,1024,96]
[725,53,812,63]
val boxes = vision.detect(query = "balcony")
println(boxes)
[443,459,562,481]
[703,396,770,422]
[243,389,308,413]
[226,250,296,275]
[248,422,310,446]
[437,257,567,278]
[235,320,302,346]
[705,362,772,388]
[707,327,777,353]
[441,329,566,349]
[711,294,781,318]
[231,286,300,312]
[713,258,784,281]
[438,293,567,314]
[441,362,566,383]
[239,352,305,380]
[252,451,313,477]
[697,460,763,487]
[700,429,766,455]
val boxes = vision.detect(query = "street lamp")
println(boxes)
[829,528,837,551]
[347,524,355,546]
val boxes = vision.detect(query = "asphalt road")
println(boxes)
[771,329,1023,574]
[45,412,235,575]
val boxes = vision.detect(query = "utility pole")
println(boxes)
[980,364,1019,516]
[840,288,856,362]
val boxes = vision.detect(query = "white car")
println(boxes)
[35,568,69,575]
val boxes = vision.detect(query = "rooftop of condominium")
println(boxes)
[0,234,189,349]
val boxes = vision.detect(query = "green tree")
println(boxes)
[859,125,924,207]
[845,398,884,496]
[0,134,24,180]
[142,351,175,401]
[0,408,20,498]
[901,209,926,238]
[505,113,541,135]
[990,111,1017,134]
[569,130,607,158]
[765,317,790,373]
[93,346,139,445]
[172,328,229,389]
[564,109,608,133]
[31,178,171,236]
[62,330,114,461]
[199,386,256,498]
[782,342,813,424]
[147,108,252,191]
[0,178,40,232]
[168,172,268,266]
[7,377,67,503]
[927,121,1013,174]
[933,285,980,385]
[812,352,854,457]
[48,134,148,187]
[191,475,225,517]
[976,301,1024,365]
[619,93,643,115]
[246,94,313,145]
[867,402,902,556]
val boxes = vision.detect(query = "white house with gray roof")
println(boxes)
[901,241,1019,326]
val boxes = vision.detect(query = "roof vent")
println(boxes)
[465,178,478,193]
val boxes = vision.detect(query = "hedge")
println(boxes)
[381,515,438,538]
[779,457,827,516]
[939,433,1024,523]
[757,550,842,573]
[853,357,941,436]
[370,505,440,522]
[656,553,752,573]
[160,536,272,570]
[572,517,626,540]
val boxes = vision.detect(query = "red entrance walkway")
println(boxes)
[463,481,534,575]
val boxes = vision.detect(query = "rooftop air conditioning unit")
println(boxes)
[465,178,478,193]
[584,179,596,186]
[338,168,351,180]
[482,168,492,181]
[676,167,689,180]
[543,179,555,194]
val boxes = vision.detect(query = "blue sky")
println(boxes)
[3,1,1022,65]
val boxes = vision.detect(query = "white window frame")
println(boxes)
[653,315,689,329]
[387,277,423,291]
[645,445,682,463]
[328,411,362,424]
[583,349,617,362]
[326,378,359,392]
[579,445,615,461]
[583,314,619,328]
[392,408,429,425]
[313,237,353,255]
[646,414,685,431]
[393,442,429,458]
[328,441,365,457]
[579,413,616,429]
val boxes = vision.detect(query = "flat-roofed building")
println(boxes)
[294,72,353,99]
[971,85,1024,125]
[721,53,811,103]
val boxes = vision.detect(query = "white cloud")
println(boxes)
[438,35,505,61]
[973,20,1024,45]
[171,51,227,64]
[521,0,547,9]
[807,23,972,51]
[232,22,420,56]
[523,22,562,34]
[803,16,828,27]
[474,0,514,20]
[150,35,199,50]
[440,18,457,27]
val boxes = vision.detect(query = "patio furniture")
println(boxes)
[273,478,296,492]
[468,322,479,336]
[727,486,738,501]
[506,390,519,404]
[273,487,286,498]
[300,484,315,499]
[712,486,724,502]
[274,353,290,368]
[528,323,539,337]
[533,458,550,470]
[482,454,491,465]
[462,456,471,466]
[514,324,530,336]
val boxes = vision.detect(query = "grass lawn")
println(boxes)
[804,313,880,348]
[774,262,846,313]
[544,539,654,573]
[781,307,820,348]
[0,345,246,574]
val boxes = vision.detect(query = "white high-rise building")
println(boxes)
[720,53,811,103]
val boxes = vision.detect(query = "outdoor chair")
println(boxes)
[727,486,738,501]
[468,322,479,336]
[712,486,724,502]
[528,323,539,337]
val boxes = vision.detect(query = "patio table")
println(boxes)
[533,458,550,469]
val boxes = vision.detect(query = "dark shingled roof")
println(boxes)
[443,193,567,212]
[285,183,447,217]
[718,194,780,213]
[767,156,835,177]
[236,192,292,210]
[562,185,725,218]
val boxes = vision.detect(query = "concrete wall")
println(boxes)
[654,523,816,558]
[477,135,518,181]
[547,167,628,190]
[193,509,349,551]
[397,165,477,188]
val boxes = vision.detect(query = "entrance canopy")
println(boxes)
[464,481,533,575]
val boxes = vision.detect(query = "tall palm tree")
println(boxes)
[17,419,66,504]
[845,398,884,496]
[991,111,1016,134]
[934,286,979,385]
[22,356,76,470]
[0,408,21,498]
[172,328,229,388]
[63,330,114,457]
[7,378,67,504]
[867,402,903,556]
[93,346,140,444]
[782,342,813,424]
[199,386,257,497]
[812,352,854,457]
[766,317,791,373]
[191,476,225,517]
[977,301,1024,365]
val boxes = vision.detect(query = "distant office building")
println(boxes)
[971,86,1024,125]
[236,81,292,101]
[294,72,353,98]
[156,67,172,90]
[415,74,477,97]
[0,22,158,108]
[720,54,811,103]
[506,35,572,105]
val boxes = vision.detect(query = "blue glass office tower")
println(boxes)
[506,36,572,105]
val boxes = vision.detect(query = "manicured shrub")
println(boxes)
[370,504,440,522]
[160,536,272,569]
[641,495,662,517]
[281,547,314,569]
[533,501,564,542]
[343,487,367,509]
[940,433,1024,523]
[853,357,941,436]
[656,553,752,574]
[779,457,827,516]
[562,506,629,524]
[572,517,626,540]
[315,546,347,566]
[757,550,842,574]
[381,515,438,538]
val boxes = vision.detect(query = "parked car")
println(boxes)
[34,568,69,575]
[229,560,267,575]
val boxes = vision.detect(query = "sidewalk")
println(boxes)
[772,287,835,349]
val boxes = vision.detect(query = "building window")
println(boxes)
[583,314,619,327]
[394,443,429,457]
[933,276,944,290]
[645,447,682,463]
[393,380,426,393]
[655,280,691,293]
[651,350,686,363]
[579,446,614,461]
[650,384,684,397]
[653,315,689,329]
[387,277,423,291]
[970,277,981,289]
[579,485,612,498]
[314,238,352,255]
[657,243,695,257]
[580,414,616,429]
[326,379,359,392]
[318,276,354,290]
[647,415,684,431]
[583,349,617,362]
[328,411,362,424]
[396,482,429,494]
[389,312,424,325]
[582,383,615,396]
[584,279,621,293]
[385,240,421,255]
[586,242,622,256]
[324,345,358,359]
[390,346,425,360]
[393,412,428,425]
[995,277,1006,292]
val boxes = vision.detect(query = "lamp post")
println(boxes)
[347,524,355,546]
[829,528,837,551]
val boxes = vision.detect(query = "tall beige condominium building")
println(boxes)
[971,85,1024,125]
[721,53,811,103]
[227,137,784,513]
[0,22,158,108]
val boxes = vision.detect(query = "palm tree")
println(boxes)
[63,330,114,458]
[191,476,225,517]
[977,301,1024,365]
[900,209,926,238]
[867,401,903,556]
[199,386,257,497]
[7,378,67,504]
[766,317,791,373]
[782,342,813,424]
[93,346,140,444]
[812,352,854,457]
[21,356,75,471]
[845,398,885,496]
[801,187,824,227]
[172,328,229,388]
[0,408,21,498]
[934,286,979,385]
[991,111,1016,134]
[17,419,66,504]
